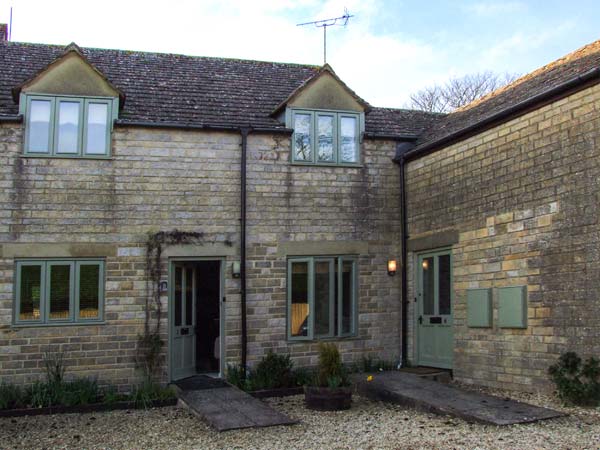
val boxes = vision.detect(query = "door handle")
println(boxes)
[180,327,190,336]
[418,315,423,325]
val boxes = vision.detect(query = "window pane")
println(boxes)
[422,257,435,315]
[19,265,42,321]
[340,116,357,163]
[28,100,52,153]
[290,261,309,337]
[49,265,71,320]
[174,266,182,327]
[317,115,334,162]
[314,261,331,336]
[185,268,193,326]
[79,264,100,319]
[439,255,451,315]
[293,113,312,161]
[57,101,80,153]
[86,103,108,154]
[341,260,355,334]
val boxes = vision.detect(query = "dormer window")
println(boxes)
[13,42,122,158]
[291,109,361,165]
[24,95,114,157]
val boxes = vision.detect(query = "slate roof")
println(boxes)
[0,40,439,137]
[414,38,600,150]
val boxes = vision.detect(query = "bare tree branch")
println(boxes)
[406,71,520,113]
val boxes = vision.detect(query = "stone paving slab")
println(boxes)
[178,383,298,432]
[355,371,563,425]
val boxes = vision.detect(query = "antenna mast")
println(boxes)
[297,8,354,64]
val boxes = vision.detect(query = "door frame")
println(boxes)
[413,247,454,368]
[168,257,226,381]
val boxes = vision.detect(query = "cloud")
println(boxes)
[2,0,595,108]
[480,20,577,69]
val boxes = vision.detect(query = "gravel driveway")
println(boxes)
[1,388,599,449]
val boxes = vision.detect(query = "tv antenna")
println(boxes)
[297,8,354,64]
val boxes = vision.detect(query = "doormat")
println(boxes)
[175,375,230,391]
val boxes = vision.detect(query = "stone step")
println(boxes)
[399,367,453,384]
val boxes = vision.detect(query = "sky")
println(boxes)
[1,0,599,108]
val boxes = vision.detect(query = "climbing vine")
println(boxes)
[137,229,207,379]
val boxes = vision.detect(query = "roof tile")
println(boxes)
[0,41,437,137]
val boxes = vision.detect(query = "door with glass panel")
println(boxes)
[416,249,453,369]
[171,264,197,380]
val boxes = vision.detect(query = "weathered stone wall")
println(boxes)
[405,83,600,391]
[0,123,402,388]
[244,135,402,367]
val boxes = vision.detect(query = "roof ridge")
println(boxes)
[1,40,322,69]
[372,106,447,116]
[453,38,600,113]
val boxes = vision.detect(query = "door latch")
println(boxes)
[418,315,423,325]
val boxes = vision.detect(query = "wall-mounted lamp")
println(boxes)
[232,261,241,278]
[387,259,397,276]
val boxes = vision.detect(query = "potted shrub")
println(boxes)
[304,343,352,411]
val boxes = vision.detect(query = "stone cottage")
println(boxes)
[0,23,599,392]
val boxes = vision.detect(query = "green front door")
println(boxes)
[171,264,197,380]
[416,249,453,369]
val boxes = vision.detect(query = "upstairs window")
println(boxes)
[24,95,113,157]
[291,109,361,165]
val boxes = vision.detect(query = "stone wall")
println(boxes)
[0,123,402,389]
[405,83,600,391]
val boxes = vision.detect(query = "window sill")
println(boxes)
[287,335,359,343]
[21,154,113,161]
[11,321,106,329]
[290,162,363,168]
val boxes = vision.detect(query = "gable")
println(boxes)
[288,71,365,112]
[18,50,120,99]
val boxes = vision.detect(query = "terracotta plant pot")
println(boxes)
[304,386,352,411]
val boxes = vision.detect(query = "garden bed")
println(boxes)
[0,397,178,418]
[248,386,304,399]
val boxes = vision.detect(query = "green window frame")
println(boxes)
[290,109,362,166]
[22,94,116,157]
[287,256,358,341]
[14,259,105,325]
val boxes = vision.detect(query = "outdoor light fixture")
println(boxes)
[387,259,397,276]
[232,261,241,278]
